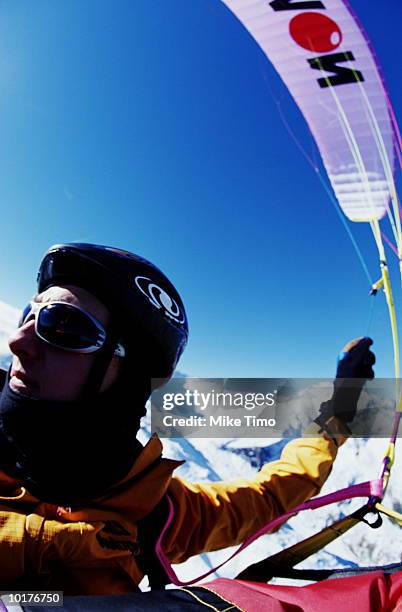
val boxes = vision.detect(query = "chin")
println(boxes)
[9,378,39,400]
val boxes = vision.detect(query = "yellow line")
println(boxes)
[376,502,402,526]
[179,587,240,612]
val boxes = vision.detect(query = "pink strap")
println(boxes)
[155,479,383,586]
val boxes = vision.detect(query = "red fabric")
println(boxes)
[389,571,402,611]
[204,571,402,612]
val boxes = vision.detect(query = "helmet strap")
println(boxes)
[81,323,120,399]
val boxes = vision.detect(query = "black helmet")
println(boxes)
[37,243,188,379]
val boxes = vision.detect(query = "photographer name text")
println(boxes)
[162,414,276,428]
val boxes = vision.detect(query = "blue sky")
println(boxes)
[0,0,401,378]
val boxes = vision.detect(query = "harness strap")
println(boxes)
[136,496,170,590]
[240,560,402,583]
[156,480,383,586]
[0,369,6,390]
[235,503,374,582]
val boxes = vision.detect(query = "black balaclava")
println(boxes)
[0,354,148,507]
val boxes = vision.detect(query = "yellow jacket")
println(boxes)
[0,429,345,595]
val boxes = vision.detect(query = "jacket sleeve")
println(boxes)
[0,510,140,585]
[163,432,346,563]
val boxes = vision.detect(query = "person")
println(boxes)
[0,243,375,596]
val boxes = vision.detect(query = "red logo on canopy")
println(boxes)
[289,12,342,53]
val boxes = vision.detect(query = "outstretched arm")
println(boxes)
[163,337,375,563]
[164,432,342,563]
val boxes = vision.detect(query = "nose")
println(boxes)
[8,320,41,359]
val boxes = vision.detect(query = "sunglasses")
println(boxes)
[19,301,125,357]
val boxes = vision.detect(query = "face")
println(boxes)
[8,285,122,401]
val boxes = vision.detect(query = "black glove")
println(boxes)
[316,337,375,425]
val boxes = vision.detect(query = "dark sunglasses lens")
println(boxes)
[19,304,33,327]
[38,304,104,350]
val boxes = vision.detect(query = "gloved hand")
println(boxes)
[316,337,375,426]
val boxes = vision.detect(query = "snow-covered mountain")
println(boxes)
[0,299,400,585]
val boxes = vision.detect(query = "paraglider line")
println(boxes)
[381,231,399,258]
[320,56,384,225]
[260,68,373,287]
[366,297,376,337]
[356,81,402,257]
[314,56,401,391]
[343,0,402,171]
[260,69,319,174]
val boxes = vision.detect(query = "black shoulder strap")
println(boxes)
[0,369,7,391]
[136,496,171,590]
[235,561,402,583]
